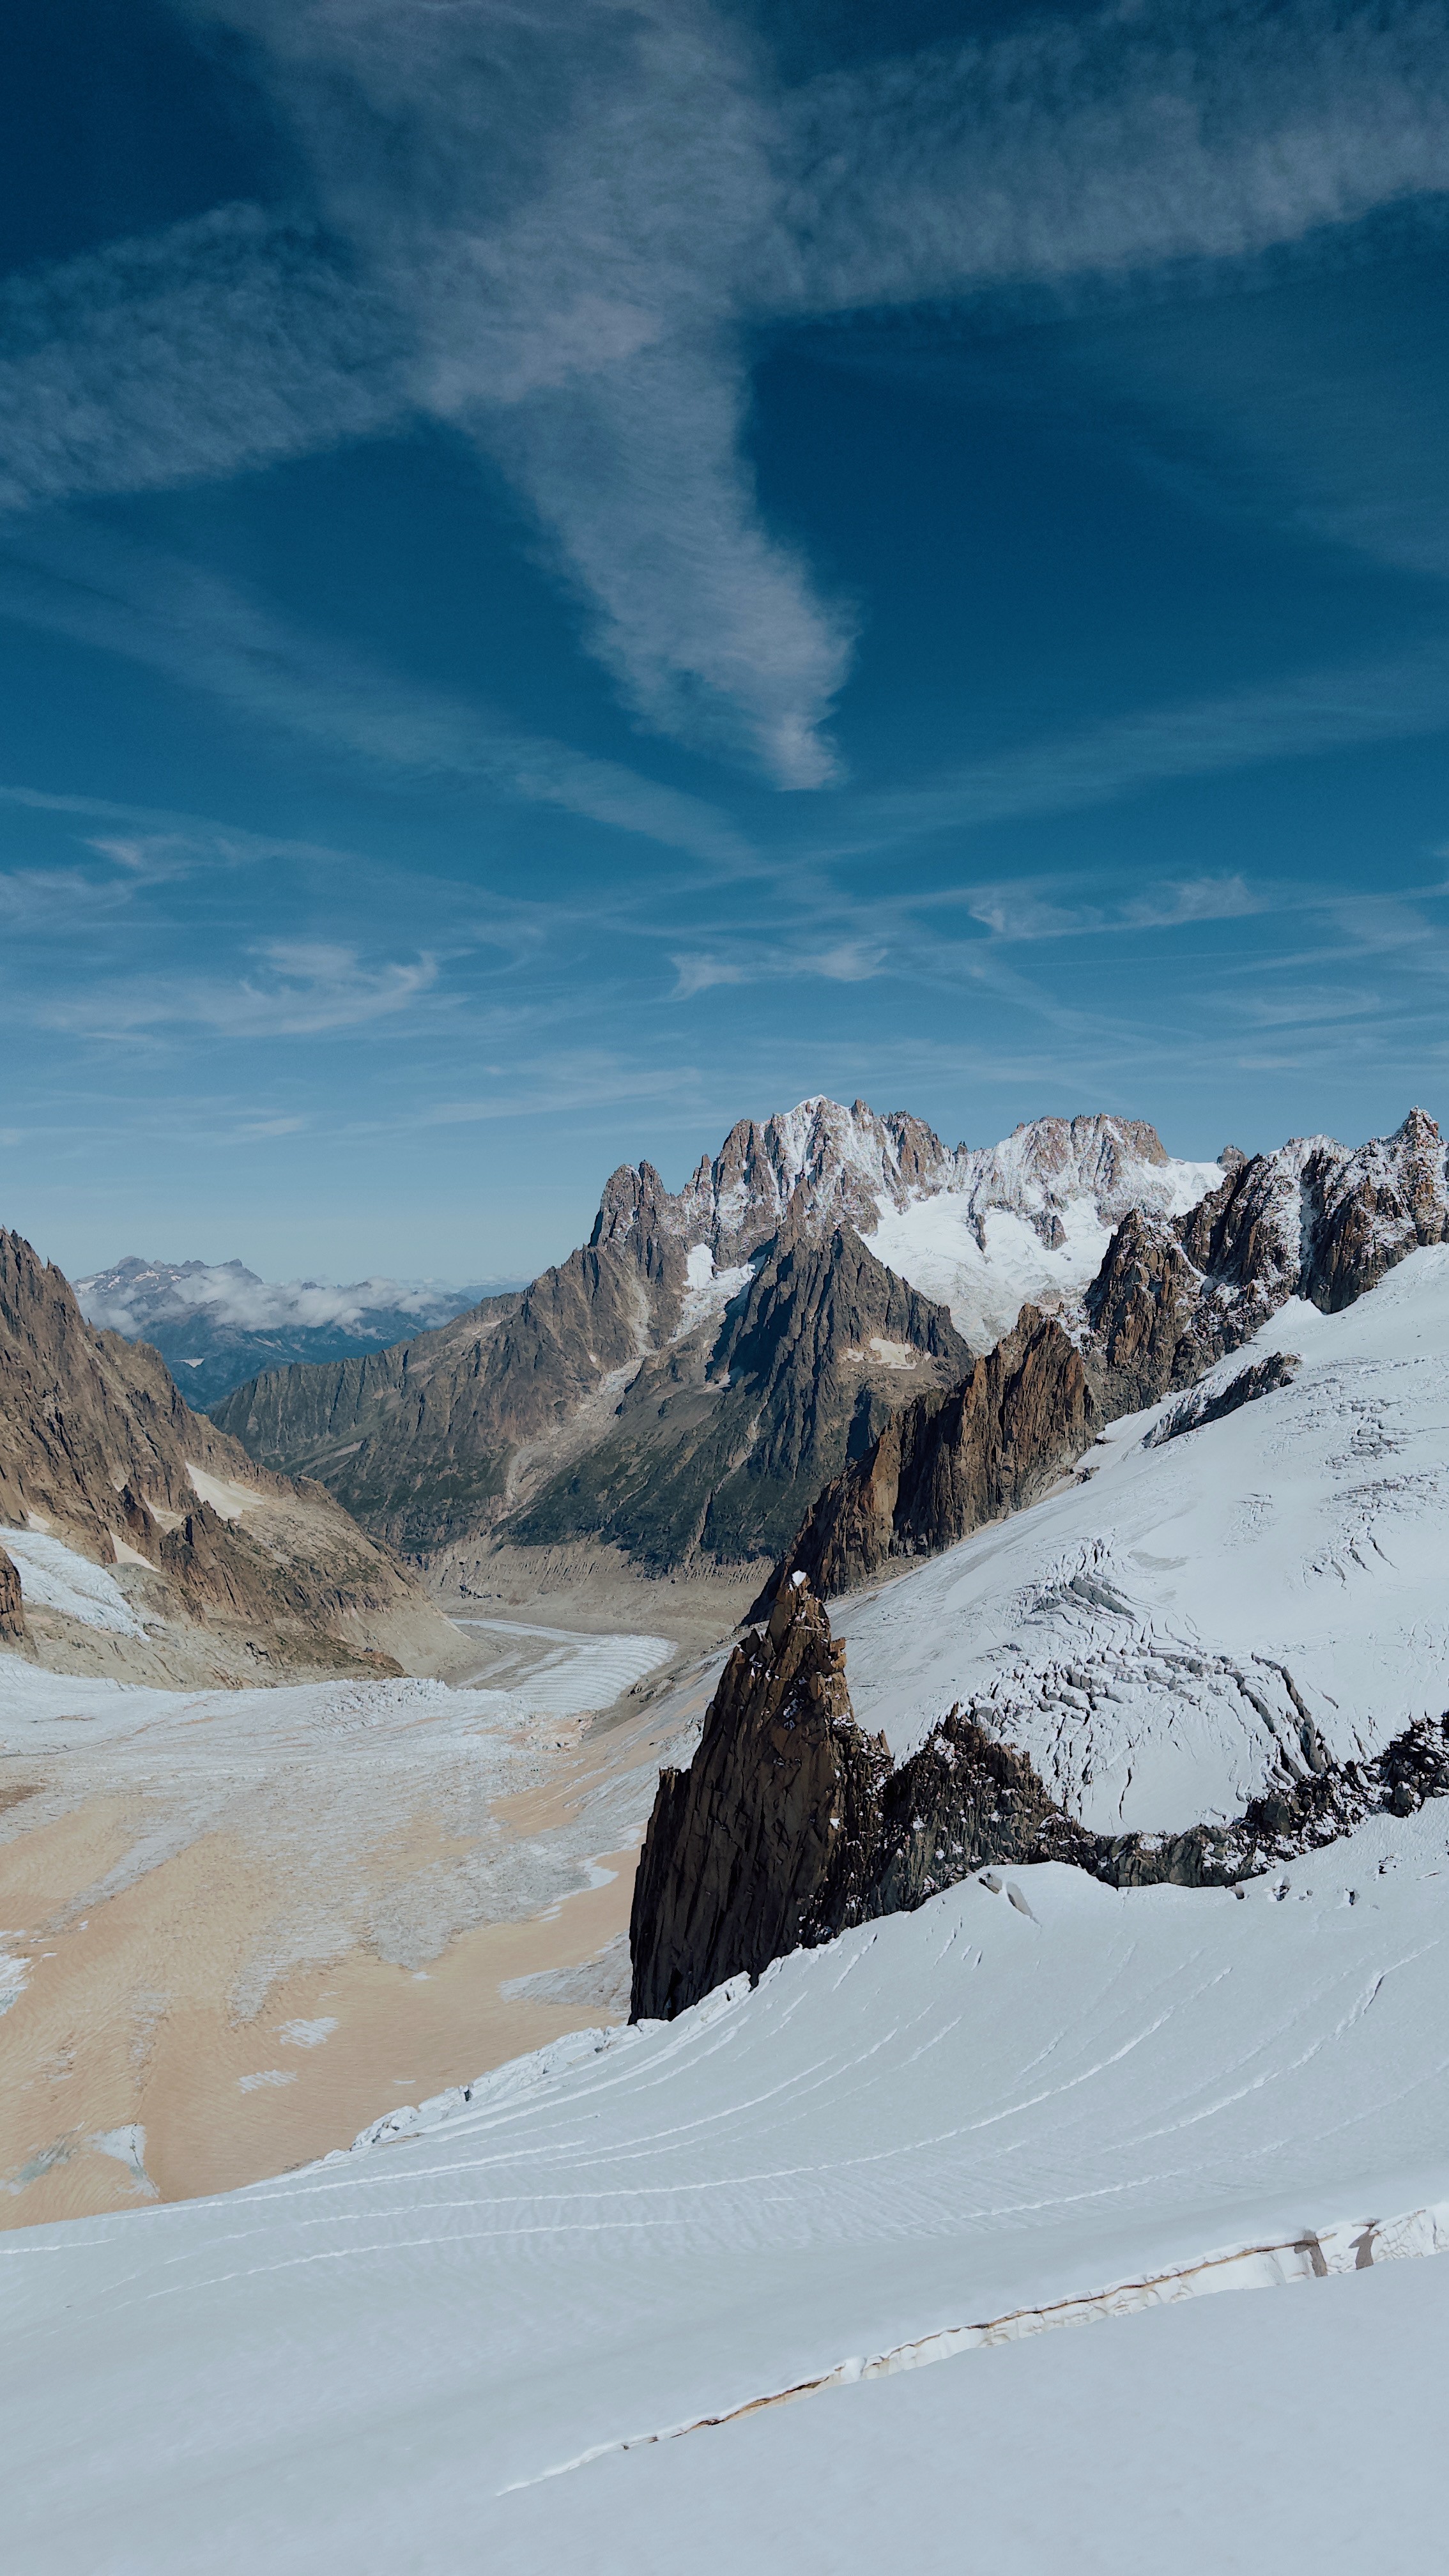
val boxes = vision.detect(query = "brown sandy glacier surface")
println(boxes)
[0,1616,721,2225]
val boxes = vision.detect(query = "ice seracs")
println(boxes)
[831,1243,1449,1831]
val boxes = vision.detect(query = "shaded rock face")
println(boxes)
[629,1586,1449,2021]
[760,1109,1449,1609]
[0,1544,25,1641]
[513,1226,970,1572]
[1145,1351,1300,1448]
[761,1309,1096,1607]
[630,1581,892,2021]
[0,1224,438,1673]
[211,1249,650,1551]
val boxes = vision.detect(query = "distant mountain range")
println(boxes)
[0,1232,465,1686]
[75,1257,508,1407]
[209,1096,1234,1574]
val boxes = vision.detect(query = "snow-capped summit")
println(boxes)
[592,1096,1225,1350]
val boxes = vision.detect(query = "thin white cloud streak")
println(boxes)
[351,1052,700,1131]
[40,940,437,1039]
[847,643,1449,845]
[957,872,1268,940]
[0,520,751,864]
[779,0,1449,312]
[667,872,1271,998]
[8,0,1441,791]
[0,204,400,510]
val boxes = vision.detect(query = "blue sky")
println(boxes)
[4,0,1449,1285]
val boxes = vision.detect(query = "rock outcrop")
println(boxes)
[0,1224,462,1680]
[758,1308,1095,1607]
[1145,1350,1300,1448]
[629,1579,891,2021]
[629,1584,1449,2021]
[513,1225,971,1572]
[756,1109,1449,1607]
[0,1543,25,1642]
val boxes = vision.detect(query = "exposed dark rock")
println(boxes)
[630,1584,1449,2021]
[629,1578,891,2021]
[514,1225,970,1572]
[0,1543,25,1641]
[1144,1350,1300,1447]
[757,1308,1095,1611]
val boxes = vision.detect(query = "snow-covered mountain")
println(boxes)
[214,1097,1229,1563]
[631,1238,1449,2018]
[9,1796,1449,2570]
[595,1095,1227,1349]
[13,1168,1449,2567]
[831,1243,1449,1830]
[76,1257,497,1407]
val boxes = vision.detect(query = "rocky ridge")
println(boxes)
[765,1108,1449,1604]
[630,1580,1449,2021]
[0,1542,24,1643]
[213,1098,1220,1570]
[0,1226,464,1683]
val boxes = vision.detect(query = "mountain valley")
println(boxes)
[10,1091,1449,2563]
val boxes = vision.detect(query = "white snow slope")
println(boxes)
[834,1243,1449,1830]
[0,1529,151,1637]
[862,1135,1220,1348]
[7,1798,1449,2572]
[13,1250,1449,2569]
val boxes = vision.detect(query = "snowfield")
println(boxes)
[834,1244,1449,1830]
[0,1528,152,1637]
[861,1129,1222,1349]
[6,1797,1449,2570]
[13,1246,1449,2566]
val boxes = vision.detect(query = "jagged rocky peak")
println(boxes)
[592,1096,952,1275]
[630,1577,892,2022]
[588,1098,1223,1344]
[1197,1108,1449,1304]
[947,1111,1178,1242]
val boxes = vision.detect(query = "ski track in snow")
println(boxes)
[834,1246,1449,1830]
[15,1248,1449,2563]
[9,1799,1449,2566]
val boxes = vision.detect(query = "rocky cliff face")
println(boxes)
[630,1580,891,2019]
[763,1308,1094,1605]
[512,1225,971,1571]
[760,1108,1449,1606]
[0,1542,25,1643]
[213,1096,1216,1570]
[0,1225,461,1681]
[629,1583,1449,2021]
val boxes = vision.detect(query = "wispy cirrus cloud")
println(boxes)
[3,0,1446,794]
[40,939,438,1039]
[844,641,1449,848]
[0,518,752,864]
[0,203,400,514]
